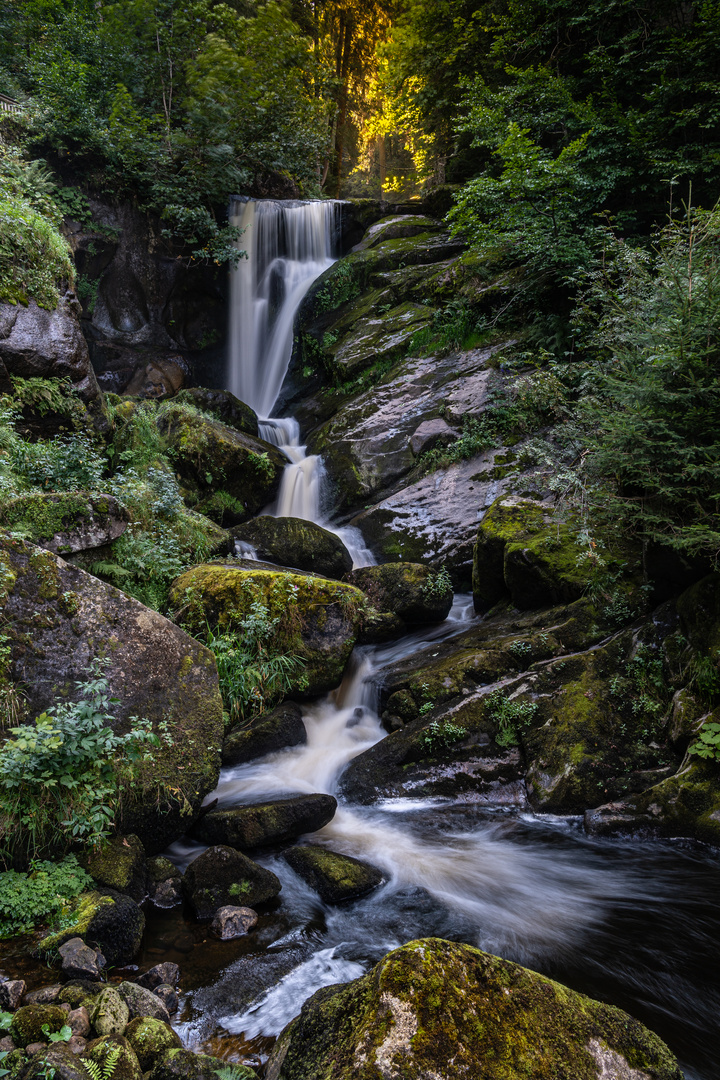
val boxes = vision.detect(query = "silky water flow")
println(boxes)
[158,200,720,1080]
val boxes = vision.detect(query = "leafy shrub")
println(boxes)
[689,722,720,762]
[419,719,466,752]
[484,690,538,747]
[0,193,74,308]
[11,434,106,491]
[423,566,453,600]
[0,855,93,937]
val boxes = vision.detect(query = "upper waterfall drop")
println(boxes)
[227,198,341,419]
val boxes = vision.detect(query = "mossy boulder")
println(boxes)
[268,938,682,1080]
[84,835,147,903]
[19,1044,88,1080]
[182,845,282,918]
[230,516,352,580]
[116,983,169,1023]
[56,982,104,1012]
[37,890,145,966]
[190,794,337,849]
[0,493,128,555]
[174,387,258,437]
[283,845,383,903]
[151,1048,257,1080]
[157,406,286,526]
[0,534,224,856]
[222,700,306,767]
[90,987,129,1037]
[10,1005,67,1048]
[123,1018,181,1073]
[169,564,367,696]
[347,563,453,627]
[82,1036,142,1080]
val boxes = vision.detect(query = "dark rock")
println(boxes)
[230,517,352,580]
[175,388,258,437]
[150,1048,257,1080]
[124,358,185,399]
[10,1006,67,1048]
[0,981,26,1010]
[152,987,178,1017]
[82,1036,142,1080]
[210,906,258,940]
[145,860,182,909]
[20,1044,89,1080]
[58,939,102,982]
[190,794,337,850]
[283,845,383,904]
[66,1009,90,1039]
[182,845,282,918]
[90,988,129,1037]
[409,417,459,456]
[123,1018,181,1072]
[24,1045,46,1059]
[55,984,103,1012]
[267,938,683,1080]
[347,563,453,627]
[20,987,61,1007]
[1,535,224,856]
[115,984,169,1023]
[0,494,128,556]
[0,1037,13,1053]
[221,701,306,767]
[39,891,145,967]
[66,1037,87,1055]
[356,609,406,645]
[136,964,180,992]
[84,836,147,904]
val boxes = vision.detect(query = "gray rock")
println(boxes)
[409,417,459,456]
[190,794,337,850]
[66,1037,87,1055]
[152,986,179,1017]
[21,986,61,1007]
[0,1037,14,1053]
[0,494,128,556]
[58,939,102,982]
[230,516,352,580]
[210,906,258,940]
[0,980,26,1010]
[136,964,180,991]
[182,845,282,919]
[221,701,306,767]
[115,983,169,1023]
[150,878,183,909]
[90,987,129,1036]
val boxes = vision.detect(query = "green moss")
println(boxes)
[84,834,145,893]
[0,492,93,542]
[124,1017,181,1072]
[36,890,115,953]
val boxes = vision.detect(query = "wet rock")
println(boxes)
[283,845,383,904]
[83,1035,142,1080]
[58,939,102,982]
[222,701,306,767]
[123,1018,181,1073]
[0,494,128,556]
[84,836,147,904]
[66,1009,90,1039]
[40,891,145,967]
[1,535,224,855]
[190,794,337,850]
[182,845,282,918]
[136,964,180,991]
[20,1044,89,1080]
[115,984,169,1023]
[0,981,26,1010]
[356,609,406,645]
[230,516,352,580]
[175,388,258,437]
[157,406,286,526]
[267,938,683,1080]
[409,417,459,456]
[22,987,61,1007]
[152,987,178,1017]
[347,563,453,627]
[210,906,258,940]
[90,987,129,1037]
[10,1006,67,1048]
[146,860,182,909]
[124,357,185,399]
[151,1048,257,1080]
[170,565,366,696]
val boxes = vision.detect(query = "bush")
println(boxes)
[11,434,106,491]
[0,855,93,937]
[0,193,74,309]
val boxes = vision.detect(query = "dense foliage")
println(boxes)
[0,855,93,937]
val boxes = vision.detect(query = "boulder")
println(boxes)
[0,494,128,556]
[1,535,224,855]
[182,845,282,918]
[210,906,258,940]
[56,984,104,1013]
[230,517,352,580]
[123,1018,181,1073]
[169,565,366,696]
[10,1006,67,1048]
[0,981,25,1010]
[222,701,306,767]
[84,836,147,904]
[66,1009,90,1039]
[156,406,286,526]
[67,1038,87,1055]
[283,845,383,904]
[347,563,453,627]
[82,1036,142,1080]
[115,984,169,1024]
[146,860,182,909]
[57,939,103,981]
[38,891,145,966]
[90,988,129,1037]
[267,938,682,1080]
[175,388,259,437]
[123,358,185,399]
[136,964,180,992]
[152,987,178,1016]
[151,1048,257,1080]
[190,794,337,850]
[19,1043,89,1080]
[23,987,62,1007]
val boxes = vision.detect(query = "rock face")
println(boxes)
[222,701,306,767]
[283,845,384,904]
[1,534,224,854]
[191,794,337,849]
[268,938,683,1080]
[230,516,352,580]
[0,493,128,555]
[182,845,282,918]
[347,563,453,627]
[169,565,367,696]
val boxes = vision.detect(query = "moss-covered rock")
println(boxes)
[56,982,104,1012]
[37,890,145,966]
[82,1036,142,1080]
[268,938,682,1080]
[174,388,258,437]
[90,988,129,1037]
[190,794,337,849]
[115,983,169,1023]
[123,1018,181,1073]
[222,700,306,767]
[10,1005,67,1048]
[157,406,285,526]
[283,845,383,903]
[182,845,282,918]
[151,1048,257,1080]
[230,516,352,580]
[84,835,147,903]
[19,1044,88,1080]
[169,564,367,696]
[0,493,128,555]
[347,563,453,627]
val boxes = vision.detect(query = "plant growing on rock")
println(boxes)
[484,690,538,748]
[0,855,93,937]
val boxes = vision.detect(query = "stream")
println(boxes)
[155,199,720,1079]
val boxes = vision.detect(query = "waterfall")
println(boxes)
[227,198,373,567]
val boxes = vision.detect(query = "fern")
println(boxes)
[83,1043,122,1080]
